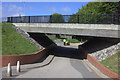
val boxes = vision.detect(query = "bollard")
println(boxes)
[16,61,20,73]
[7,63,12,77]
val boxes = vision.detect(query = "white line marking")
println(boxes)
[82,60,92,72]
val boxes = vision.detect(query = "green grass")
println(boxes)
[47,35,80,43]
[67,39,80,43]
[100,52,120,75]
[2,22,39,55]
[47,36,58,41]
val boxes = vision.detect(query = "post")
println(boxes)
[77,15,79,23]
[29,16,30,23]
[11,17,13,23]
[7,17,9,22]
[16,61,20,72]
[7,63,12,77]
[116,14,119,24]
[112,14,114,24]
[50,15,52,23]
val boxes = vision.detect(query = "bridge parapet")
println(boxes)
[8,14,120,24]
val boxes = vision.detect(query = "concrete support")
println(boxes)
[7,63,12,77]
[16,61,20,73]
[28,33,56,48]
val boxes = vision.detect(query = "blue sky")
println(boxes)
[2,2,88,18]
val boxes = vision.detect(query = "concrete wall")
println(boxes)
[1,32,57,67]
[13,23,120,38]
[28,33,56,48]
[79,47,120,79]
[1,44,56,67]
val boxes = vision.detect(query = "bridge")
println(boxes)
[3,14,120,78]
[7,14,120,38]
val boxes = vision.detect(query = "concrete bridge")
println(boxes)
[8,14,120,38]
[13,23,119,38]
[4,15,120,79]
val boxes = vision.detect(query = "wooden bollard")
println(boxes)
[16,61,20,72]
[7,63,12,77]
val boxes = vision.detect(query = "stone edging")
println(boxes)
[0,44,57,67]
[79,47,120,80]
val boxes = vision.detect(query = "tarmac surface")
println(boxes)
[2,40,105,78]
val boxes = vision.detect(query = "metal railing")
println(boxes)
[7,14,120,24]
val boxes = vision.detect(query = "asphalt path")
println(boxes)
[13,40,100,78]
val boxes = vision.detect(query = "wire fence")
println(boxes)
[7,14,120,24]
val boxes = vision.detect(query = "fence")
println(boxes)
[7,14,120,24]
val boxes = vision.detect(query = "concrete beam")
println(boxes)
[13,23,120,38]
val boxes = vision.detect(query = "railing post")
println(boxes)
[118,14,120,24]
[29,16,30,23]
[7,17,9,22]
[116,14,119,24]
[112,14,114,24]
[11,17,13,23]
[50,15,52,23]
[77,15,79,23]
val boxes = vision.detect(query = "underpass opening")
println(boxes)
[47,34,120,59]
[12,32,120,78]
[28,32,120,61]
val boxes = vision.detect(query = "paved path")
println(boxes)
[2,40,100,78]
[15,40,99,78]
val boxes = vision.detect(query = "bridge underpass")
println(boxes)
[4,15,120,78]
[13,35,102,78]
[2,32,118,78]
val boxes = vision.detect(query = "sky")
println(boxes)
[2,2,88,17]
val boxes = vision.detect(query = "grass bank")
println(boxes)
[100,52,120,75]
[47,35,80,43]
[2,22,39,55]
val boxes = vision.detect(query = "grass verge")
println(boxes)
[100,52,120,75]
[47,35,80,43]
[2,22,39,55]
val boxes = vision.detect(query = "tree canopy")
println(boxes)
[69,2,119,24]
[50,13,65,23]
[76,2,119,15]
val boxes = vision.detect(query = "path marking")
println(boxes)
[82,60,92,72]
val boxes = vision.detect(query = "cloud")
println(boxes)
[50,7,56,12]
[0,6,2,18]
[61,7,71,13]
[45,6,56,12]
[2,4,24,17]
[12,13,25,17]
[0,6,2,11]
[29,6,36,11]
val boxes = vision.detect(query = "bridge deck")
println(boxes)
[13,23,120,38]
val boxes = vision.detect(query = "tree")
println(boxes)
[50,13,64,23]
[68,2,119,24]
[68,14,77,23]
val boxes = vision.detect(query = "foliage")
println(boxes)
[68,14,78,23]
[47,34,80,43]
[67,39,80,43]
[2,22,39,55]
[68,2,119,23]
[50,13,65,23]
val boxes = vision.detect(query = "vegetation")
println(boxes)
[100,52,120,75]
[2,22,39,55]
[63,39,80,43]
[47,35,80,43]
[68,2,119,23]
[50,13,64,23]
